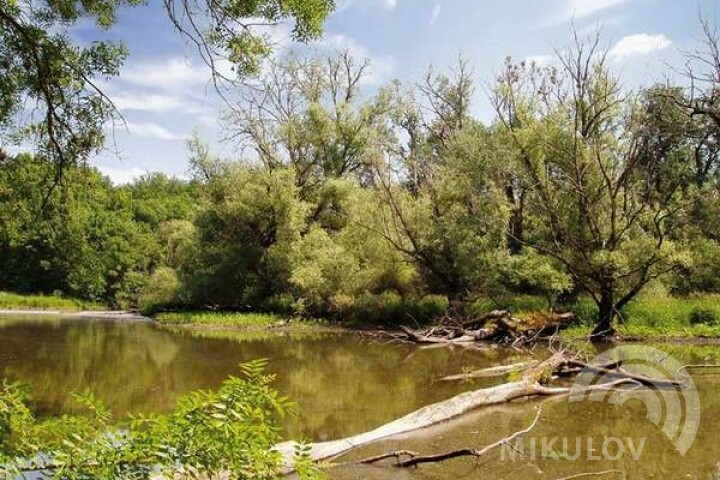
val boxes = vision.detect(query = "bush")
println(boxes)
[565,299,598,326]
[262,293,297,316]
[138,268,182,315]
[0,363,322,479]
[690,307,719,326]
[347,292,448,326]
[405,295,450,324]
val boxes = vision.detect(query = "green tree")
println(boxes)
[374,62,509,306]
[0,0,334,176]
[181,161,308,309]
[493,36,692,335]
[0,153,154,304]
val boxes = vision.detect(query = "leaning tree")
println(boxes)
[492,34,693,336]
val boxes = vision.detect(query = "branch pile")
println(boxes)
[394,309,577,346]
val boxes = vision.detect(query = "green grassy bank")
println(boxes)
[0,291,106,312]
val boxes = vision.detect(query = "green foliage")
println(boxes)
[0,361,322,479]
[347,292,449,326]
[673,238,720,294]
[468,295,552,316]
[690,307,719,326]
[156,311,308,327]
[137,267,182,315]
[0,155,156,305]
[181,164,308,309]
[0,0,333,172]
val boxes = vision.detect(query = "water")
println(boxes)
[1,315,720,479]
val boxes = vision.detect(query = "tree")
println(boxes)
[373,61,509,305]
[0,153,155,304]
[180,161,308,309]
[0,0,334,178]
[226,51,392,192]
[493,35,691,335]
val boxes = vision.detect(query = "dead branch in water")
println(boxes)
[360,406,544,468]
[392,310,577,347]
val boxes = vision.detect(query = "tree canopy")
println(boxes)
[0,0,335,177]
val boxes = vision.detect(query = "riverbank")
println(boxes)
[3,291,720,342]
[0,291,106,312]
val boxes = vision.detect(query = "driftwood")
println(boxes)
[394,310,577,347]
[276,349,684,473]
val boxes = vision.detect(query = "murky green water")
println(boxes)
[1,315,720,479]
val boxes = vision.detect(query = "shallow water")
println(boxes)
[1,315,720,479]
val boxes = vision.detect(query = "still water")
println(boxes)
[1,315,720,479]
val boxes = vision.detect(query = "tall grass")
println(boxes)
[0,291,106,311]
[563,294,720,338]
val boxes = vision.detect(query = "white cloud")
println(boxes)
[544,0,629,26]
[111,93,190,113]
[609,33,672,59]
[430,4,442,27]
[322,34,395,85]
[123,121,187,141]
[121,58,209,90]
[97,165,146,185]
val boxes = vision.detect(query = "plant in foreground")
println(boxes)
[0,360,322,479]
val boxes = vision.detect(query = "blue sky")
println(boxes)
[87,0,720,184]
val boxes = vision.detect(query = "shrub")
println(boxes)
[262,293,297,316]
[690,307,719,326]
[566,299,598,326]
[138,267,182,315]
[405,295,449,324]
[353,291,403,324]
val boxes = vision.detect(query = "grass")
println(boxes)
[561,294,720,340]
[0,291,106,312]
[155,311,325,329]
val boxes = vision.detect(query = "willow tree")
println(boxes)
[493,35,691,336]
[0,0,334,178]
[225,51,391,192]
[373,62,510,305]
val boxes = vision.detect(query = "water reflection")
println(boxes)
[2,316,719,479]
[0,316,520,439]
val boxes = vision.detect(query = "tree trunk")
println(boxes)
[592,287,615,337]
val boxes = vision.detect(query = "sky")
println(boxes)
[80,0,720,184]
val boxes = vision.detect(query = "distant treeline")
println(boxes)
[1,40,719,332]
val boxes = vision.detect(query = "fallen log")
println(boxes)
[563,360,685,388]
[333,379,642,471]
[461,310,510,329]
[275,353,568,469]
